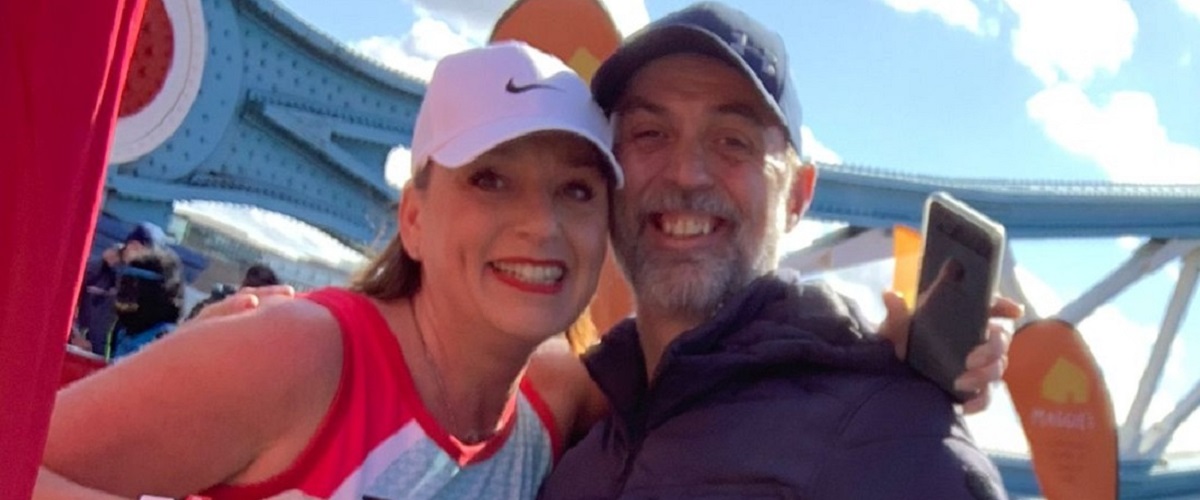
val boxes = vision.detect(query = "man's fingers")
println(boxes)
[193,294,257,321]
[989,296,1024,320]
[240,284,296,299]
[965,323,1010,370]
[877,290,911,359]
[960,386,992,415]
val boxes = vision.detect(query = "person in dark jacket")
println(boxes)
[108,246,184,360]
[539,3,1011,499]
[73,221,168,355]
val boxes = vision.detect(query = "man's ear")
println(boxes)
[398,183,423,262]
[785,163,817,231]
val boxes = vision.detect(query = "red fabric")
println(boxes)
[521,376,565,462]
[0,0,146,497]
[203,288,558,498]
[60,346,110,388]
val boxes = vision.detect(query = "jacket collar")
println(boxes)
[584,271,906,433]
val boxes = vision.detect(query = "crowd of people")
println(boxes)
[69,222,283,361]
[40,2,1019,499]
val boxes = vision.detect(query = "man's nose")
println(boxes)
[665,139,714,188]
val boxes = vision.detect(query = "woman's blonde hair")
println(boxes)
[349,166,431,301]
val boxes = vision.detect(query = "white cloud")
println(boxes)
[880,0,985,35]
[407,0,649,39]
[1179,0,1200,21]
[1181,50,1194,68]
[801,126,843,164]
[1026,83,1200,184]
[1117,236,1145,251]
[385,146,413,188]
[1013,265,1065,314]
[351,12,476,81]
[1005,0,1137,85]
[599,0,652,38]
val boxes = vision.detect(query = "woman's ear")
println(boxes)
[786,162,817,231]
[398,182,423,262]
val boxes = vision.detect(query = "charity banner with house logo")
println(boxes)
[1006,319,1119,500]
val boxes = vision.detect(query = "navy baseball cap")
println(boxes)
[591,1,803,155]
[124,222,166,248]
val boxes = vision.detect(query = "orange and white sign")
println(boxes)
[1005,319,1118,500]
[110,0,207,163]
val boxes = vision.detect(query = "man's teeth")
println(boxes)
[493,262,564,284]
[661,216,714,237]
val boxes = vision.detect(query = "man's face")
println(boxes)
[120,241,148,263]
[610,53,801,317]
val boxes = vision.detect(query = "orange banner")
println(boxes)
[490,0,634,342]
[490,0,623,81]
[1005,319,1118,500]
[891,224,922,309]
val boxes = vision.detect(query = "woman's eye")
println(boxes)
[469,169,506,191]
[562,181,596,202]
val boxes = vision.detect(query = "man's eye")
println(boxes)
[562,181,596,202]
[718,136,751,150]
[469,169,506,191]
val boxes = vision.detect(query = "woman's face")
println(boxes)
[402,131,612,343]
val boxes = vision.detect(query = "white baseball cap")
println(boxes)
[410,42,623,187]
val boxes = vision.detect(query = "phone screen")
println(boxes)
[907,199,999,401]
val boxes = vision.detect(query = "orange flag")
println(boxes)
[490,0,634,344]
[891,224,922,309]
[490,0,623,81]
[1005,319,1119,500]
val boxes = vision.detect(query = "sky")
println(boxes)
[221,0,1200,459]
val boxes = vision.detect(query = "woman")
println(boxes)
[37,42,618,499]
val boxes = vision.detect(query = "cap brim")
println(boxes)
[428,116,624,188]
[592,24,788,129]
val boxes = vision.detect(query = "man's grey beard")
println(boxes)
[612,186,781,319]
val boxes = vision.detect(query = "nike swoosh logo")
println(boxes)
[506,78,558,94]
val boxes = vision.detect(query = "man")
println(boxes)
[108,246,184,360]
[73,221,168,355]
[539,3,1009,498]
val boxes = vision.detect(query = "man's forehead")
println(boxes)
[614,54,781,126]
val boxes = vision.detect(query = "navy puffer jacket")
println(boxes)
[539,271,1006,500]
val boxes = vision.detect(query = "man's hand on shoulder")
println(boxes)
[876,291,1021,415]
[189,285,296,322]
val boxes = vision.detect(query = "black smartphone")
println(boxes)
[906,192,1005,402]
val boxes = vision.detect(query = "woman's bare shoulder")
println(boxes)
[527,337,608,443]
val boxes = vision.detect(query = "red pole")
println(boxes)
[0,0,146,497]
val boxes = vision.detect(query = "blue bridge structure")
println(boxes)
[102,0,1200,497]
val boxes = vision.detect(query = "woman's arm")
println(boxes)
[34,468,126,500]
[527,339,611,447]
[40,299,342,498]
